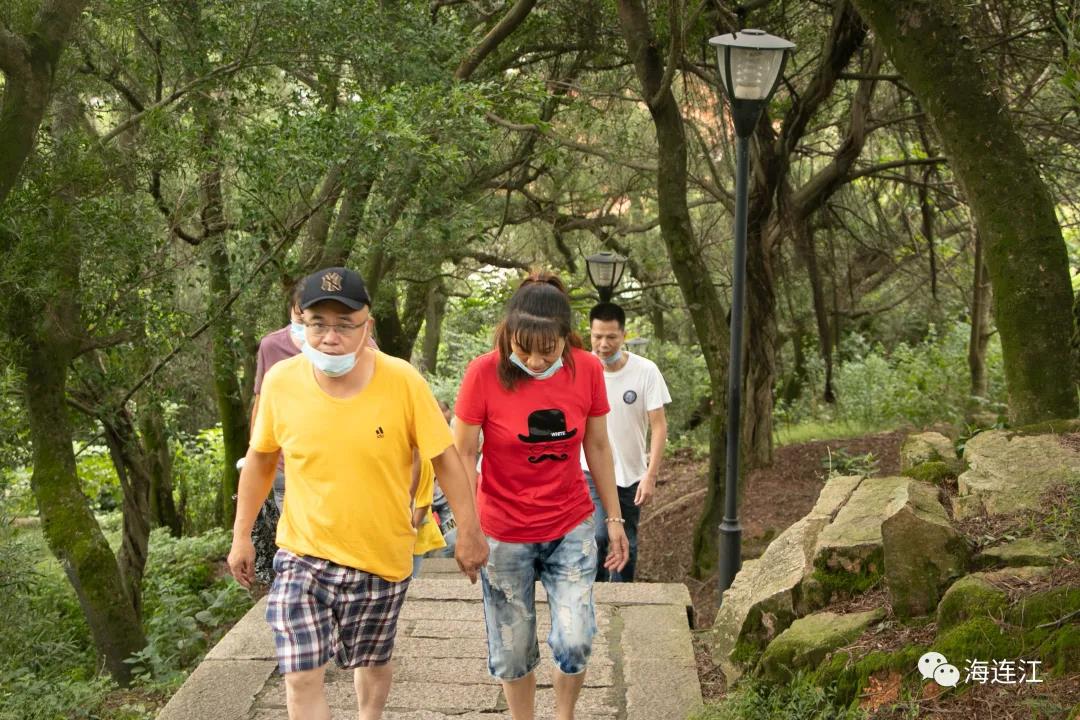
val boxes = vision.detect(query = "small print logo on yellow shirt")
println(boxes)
[375,426,384,438]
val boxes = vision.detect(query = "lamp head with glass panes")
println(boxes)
[708,29,795,137]
[585,251,627,303]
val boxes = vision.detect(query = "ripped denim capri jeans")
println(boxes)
[479,515,598,680]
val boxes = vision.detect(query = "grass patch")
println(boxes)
[774,420,888,447]
[691,673,865,720]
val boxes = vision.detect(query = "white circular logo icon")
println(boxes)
[918,651,948,680]
[933,663,960,688]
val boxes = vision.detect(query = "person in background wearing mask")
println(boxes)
[246,283,305,585]
[229,267,488,720]
[453,271,628,720]
[583,302,670,583]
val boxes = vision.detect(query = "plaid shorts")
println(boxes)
[266,550,410,673]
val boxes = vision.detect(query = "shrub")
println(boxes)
[172,425,225,534]
[691,674,865,720]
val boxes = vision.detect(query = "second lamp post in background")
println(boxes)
[586,251,628,303]
[708,29,794,604]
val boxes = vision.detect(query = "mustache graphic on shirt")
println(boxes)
[527,452,569,464]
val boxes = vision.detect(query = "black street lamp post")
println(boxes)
[708,29,794,604]
[585,251,628,303]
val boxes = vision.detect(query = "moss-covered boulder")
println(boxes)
[712,475,865,683]
[758,609,885,682]
[882,481,968,618]
[935,615,1023,662]
[811,476,911,602]
[936,566,1051,631]
[975,537,1066,569]
[954,430,1080,519]
[902,460,958,485]
[900,432,960,473]
[813,645,926,708]
[1006,586,1080,629]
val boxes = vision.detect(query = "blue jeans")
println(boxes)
[479,516,598,680]
[586,472,641,582]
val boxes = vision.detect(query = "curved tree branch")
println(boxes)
[454,0,538,81]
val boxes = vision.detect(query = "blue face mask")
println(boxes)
[510,352,564,380]
[302,341,357,378]
[289,321,305,341]
[601,349,623,366]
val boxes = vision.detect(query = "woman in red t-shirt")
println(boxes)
[454,272,628,720]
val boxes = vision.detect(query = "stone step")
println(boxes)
[158,580,700,720]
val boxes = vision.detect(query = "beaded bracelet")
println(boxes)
[605,517,626,524]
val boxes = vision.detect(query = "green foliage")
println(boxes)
[76,447,123,512]
[127,529,252,687]
[0,521,251,719]
[635,338,710,439]
[0,521,101,720]
[822,448,880,478]
[778,325,1007,434]
[833,326,1006,427]
[691,674,865,720]
[172,426,225,534]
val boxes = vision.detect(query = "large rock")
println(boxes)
[954,430,1080,519]
[758,609,885,682]
[900,432,960,473]
[711,475,864,683]
[976,537,1066,569]
[811,476,911,600]
[882,480,968,618]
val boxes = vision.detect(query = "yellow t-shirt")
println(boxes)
[251,350,453,581]
[413,459,445,556]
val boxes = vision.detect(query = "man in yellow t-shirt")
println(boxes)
[228,267,488,720]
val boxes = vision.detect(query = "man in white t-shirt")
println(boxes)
[582,302,671,582]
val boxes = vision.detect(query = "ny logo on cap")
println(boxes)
[321,272,343,292]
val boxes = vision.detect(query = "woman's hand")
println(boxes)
[603,521,630,572]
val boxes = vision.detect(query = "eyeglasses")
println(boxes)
[303,321,366,337]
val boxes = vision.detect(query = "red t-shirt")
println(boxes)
[455,346,610,543]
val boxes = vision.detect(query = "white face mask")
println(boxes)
[510,352,564,380]
[302,342,357,377]
[601,349,623,366]
[289,321,305,341]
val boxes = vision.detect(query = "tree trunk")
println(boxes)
[6,214,145,685]
[100,410,152,616]
[0,0,90,206]
[321,174,374,267]
[140,400,182,536]
[421,279,447,374]
[615,0,731,578]
[743,180,779,468]
[969,229,992,399]
[24,354,145,685]
[851,0,1078,424]
[199,121,248,525]
[793,222,835,402]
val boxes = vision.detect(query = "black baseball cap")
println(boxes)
[299,267,371,310]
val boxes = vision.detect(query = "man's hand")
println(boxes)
[454,525,489,584]
[603,522,630,572]
[634,474,657,506]
[413,505,428,529]
[228,537,257,589]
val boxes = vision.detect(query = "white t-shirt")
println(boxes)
[580,353,671,488]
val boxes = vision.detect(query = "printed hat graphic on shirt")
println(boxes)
[517,409,578,443]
